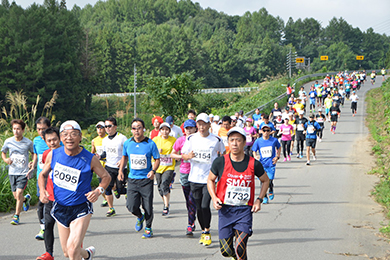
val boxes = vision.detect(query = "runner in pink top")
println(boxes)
[171,119,197,236]
[279,117,294,161]
[244,118,257,157]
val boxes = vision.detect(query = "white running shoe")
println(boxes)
[319,138,322,142]
[306,161,310,165]
[85,246,95,260]
[313,155,317,161]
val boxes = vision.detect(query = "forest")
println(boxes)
[0,0,389,124]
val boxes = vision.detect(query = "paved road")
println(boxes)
[0,77,389,260]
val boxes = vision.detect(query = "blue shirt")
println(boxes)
[252,113,261,122]
[123,137,160,179]
[259,122,276,132]
[251,136,281,168]
[304,121,321,139]
[309,91,317,100]
[34,136,49,176]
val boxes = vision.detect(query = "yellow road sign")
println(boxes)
[296,58,304,63]
[320,56,328,61]
[356,55,364,60]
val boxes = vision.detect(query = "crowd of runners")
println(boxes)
[0,69,382,260]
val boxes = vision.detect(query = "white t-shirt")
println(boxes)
[211,122,221,135]
[182,132,225,184]
[169,124,184,139]
[350,95,359,102]
[102,133,127,168]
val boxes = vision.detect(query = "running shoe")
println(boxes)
[10,215,19,225]
[186,226,194,236]
[263,197,268,204]
[113,190,120,199]
[296,154,300,158]
[35,229,45,240]
[135,214,145,232]
[162,206,169,216]
[269,192,274,200]
[85,246,95,260]
[319,138,322,143]
[36,252,54,260]
[299,154,303,159]
[106,208,116,217]
[199,233,205,244]
[287,155,291,161]
[203,233,212,246]
[313,155,317,161]
[306,161,310,165]
[23,194,31,211]
[100,200,108,207]
[283,158,287,162]
[142,227,153,239]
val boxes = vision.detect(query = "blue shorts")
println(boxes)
[51,201,93,228]
[309,99,315,105]
[218,205,253,239]
[263,166,276,180]
[325,108,330,115]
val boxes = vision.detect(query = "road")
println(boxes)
[0,77,389,260]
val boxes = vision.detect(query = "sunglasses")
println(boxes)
[262,129,271,132]
[105,125,114,128]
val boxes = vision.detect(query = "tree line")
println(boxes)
[0,0,389,124]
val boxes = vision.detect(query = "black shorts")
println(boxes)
[330,116,338,122]
[51,201,93,228]
[306,138,317,148]
[296,132,305,141]
[105,165,127,195]
[9,175,28,192]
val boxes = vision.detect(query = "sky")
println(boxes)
[12,0,390,35]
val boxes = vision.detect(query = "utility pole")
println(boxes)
[134,64,137,118]
[286,48,297,78]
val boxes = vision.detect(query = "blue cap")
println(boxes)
[184,119,196,128]
[166,116,174,125]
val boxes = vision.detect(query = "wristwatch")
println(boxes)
[257,197,263,203]
[97,186,105,194]
[151,170,156,174]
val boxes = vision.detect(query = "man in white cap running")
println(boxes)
[182,113,225,246]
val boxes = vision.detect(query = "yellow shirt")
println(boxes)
[153,136,176,173]
[92,135,107,167]
[288,119,296,136]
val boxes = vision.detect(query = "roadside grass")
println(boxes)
[366,78,390,236]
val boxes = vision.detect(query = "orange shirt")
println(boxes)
[218,127,230,154]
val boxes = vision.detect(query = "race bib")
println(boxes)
[221,136,228,147]
[334,96,339,100]
[11,154,27,169]
[130,154,147,170]
[106,146,118,157]
[331,111,338,115]
[246,134,252,143]
[310,93,315,98]
[224,186,250,206]
[317,117,324,123]
[96,146,104,155]
[282,128,290,135]
[192,149,212,164]
[53,163,80,192]
[260,146,273,158]
[297,124,304,131]
[160,154,173,166]
[38,154,44,170]
[307,125,315,134]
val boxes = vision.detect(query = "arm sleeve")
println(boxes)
[254,160,265,178]
[210,156,224,178]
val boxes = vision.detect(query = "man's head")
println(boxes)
[221,116,232,130]
[60,120,82,149]
[263,114,269,123]
[36,117,51,138]
[105,117,117,136]
[196,113,210,134]
[298,110,304,118]
[309,113,315,121]
[131,118,145,140]
[43,127,60,149]
[184,119,197,136]
[227,127,246,155]
[187,110,196,120]
[166,116,174,127]
[255,108,260,115]
[261,125,271,138]
[11,119,25,139]
[95,121,106,137]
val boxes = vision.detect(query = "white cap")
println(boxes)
[298,110,304,115]
[209,114,214,118]
[231,115,237,120]
[95,121,105,128]
[159,122,171,130]
[227,127,246,139]
[213,115,220,121]
[60,120,81,133]
[196,113,210,123]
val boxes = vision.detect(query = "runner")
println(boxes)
[1,119,34,225]
[295,111,307,159]
[329,102,341,134]
[259,114,276,136]
[251,125,281,204]
[218,116,232,154]
[308,86,317,113]
[99,117,128,217]
[211,115,221,136]
[149,116,163,140]
[370,71,376,85]
[304,114,322,165]
[243,118,257,157]
[288,113,296,155]
[279,117,294,162]
[119,118,160,239]
[324,94,333,121]
[272,113,283,139]
[38,120,111,260]
[382,68,386,81]
[166,116,184,139]
[36,127,61,260]
[315,109,326,142]
[181,113,226,246]
[180,109,197,134]
[207,127,269,260]
[171,119,197,236]
[31,117,50,239]
[350,91,359,116]
[152,122,176,216]
[270,102,282,121]
[91,121,108,207]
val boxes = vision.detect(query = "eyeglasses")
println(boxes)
[61,131,80,138]
[105,125,114,128]
[132,127,143,131]
[262,129,271,132]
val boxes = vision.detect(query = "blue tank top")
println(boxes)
[51,147,93,206]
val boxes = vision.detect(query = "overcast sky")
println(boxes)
[12,0,390,35]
